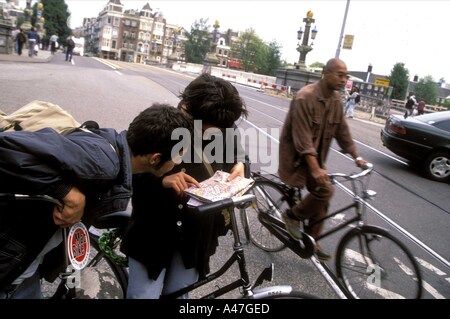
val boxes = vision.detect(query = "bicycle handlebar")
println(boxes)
[0,193,63,208]
[192,194,256,215]
[328,162,373,182]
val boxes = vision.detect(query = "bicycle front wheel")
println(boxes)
[82,228,128,298]
[250,285,319,299]
[335,225,422,299]
[243,180,287,252]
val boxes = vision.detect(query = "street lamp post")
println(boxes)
[296,10,318,70]
[167,26,181,67]
[203,20,220,74]
[21,0,33,31]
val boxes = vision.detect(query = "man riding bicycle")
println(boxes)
[278,58,367,261]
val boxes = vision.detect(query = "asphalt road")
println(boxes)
[1,54,449,301]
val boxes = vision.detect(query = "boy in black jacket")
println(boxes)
[0,103,195,299]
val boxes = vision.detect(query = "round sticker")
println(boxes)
[67,222,90,270]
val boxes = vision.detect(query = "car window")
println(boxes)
[434,119,450,132]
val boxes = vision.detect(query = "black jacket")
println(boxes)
[0,128,132,289]
[121,127,245,280]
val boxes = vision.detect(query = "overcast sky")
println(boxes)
[18,0,450,83]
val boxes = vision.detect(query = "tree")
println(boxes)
[388,63,410,100]
[309,62,325,69]
[39,0,72,44]
[262,40,282,76]
[414,75,439,105]
[231,29,261,72]
[183,18,211,64]
[231,29,282,75]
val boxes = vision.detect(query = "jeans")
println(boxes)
[344,101,355,117]
[66,48,73,61]
[0,271,41,299]
[404,108,414,118]
[28,39,36,57]
[127,251,199,299]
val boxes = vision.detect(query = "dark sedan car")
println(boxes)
[380,111,450,182]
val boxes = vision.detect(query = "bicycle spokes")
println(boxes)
[336,228,422,299]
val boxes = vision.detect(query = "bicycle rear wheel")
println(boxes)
[243,180,287,252]
[335,225,422,299]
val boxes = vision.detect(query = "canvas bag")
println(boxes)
[0,100,81,135]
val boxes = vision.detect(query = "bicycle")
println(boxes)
[43,209,130,299]
[0,193,129,299]
[2,193,316,299]
[241,163,423,299]
[158,194,316,299]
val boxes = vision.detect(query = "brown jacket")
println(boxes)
[278,80,356,186]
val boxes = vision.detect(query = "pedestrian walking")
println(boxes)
[404,95,417,119]
[344,86,360,118]
[16,28,26,56]
[417,100,426,116]
[27,28,39,58]
[49,33,58,55]
[65,35,75,62]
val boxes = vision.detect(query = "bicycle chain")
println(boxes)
[97,229,128,267]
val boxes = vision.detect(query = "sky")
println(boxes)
[16,0,450,83]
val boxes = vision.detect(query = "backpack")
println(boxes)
[0,100,81,135]
[67,39,75,49]
[405,98,415,109]
[17,32,26,44]
[355,93,361,104]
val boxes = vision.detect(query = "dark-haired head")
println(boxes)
[177,73,248,128]
[127,103,192,167]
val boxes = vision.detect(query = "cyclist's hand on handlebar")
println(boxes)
[162,172,201,194]
[227,162,245,181]
[355,158,368,169]
[311,167,329,186]
[53,186,85,228]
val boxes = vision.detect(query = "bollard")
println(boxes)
[370,106,376,120]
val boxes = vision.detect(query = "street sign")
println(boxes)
[342,35,354,50]
[345,80,353,91]
[67,222,91,270]
[374,78,390,87]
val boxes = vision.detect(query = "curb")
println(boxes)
[0,52,54,63]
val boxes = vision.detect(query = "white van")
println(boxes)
[72,37,85,56]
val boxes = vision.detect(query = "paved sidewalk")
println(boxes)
[0,49,53,63]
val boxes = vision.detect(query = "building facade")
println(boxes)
[81,0,240,67]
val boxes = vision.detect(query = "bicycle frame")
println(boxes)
[162,200,275,299]
[251,165,376,244]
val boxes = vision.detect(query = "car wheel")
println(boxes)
[424,151,450,182]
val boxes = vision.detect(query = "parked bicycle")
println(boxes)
[4,193,317,299]
[241,163,423,299]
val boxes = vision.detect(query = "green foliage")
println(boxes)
[16,17,25,28]
[388,63,410,100]
[309,62,325,69]
[442,100,450,110]
[40,0,72,42]
[262,40,282,76]
[231,29,259,72]
[183,18,211,64]
[414,75,439,105]
[231,29,282,76]
[181,18,282,75]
